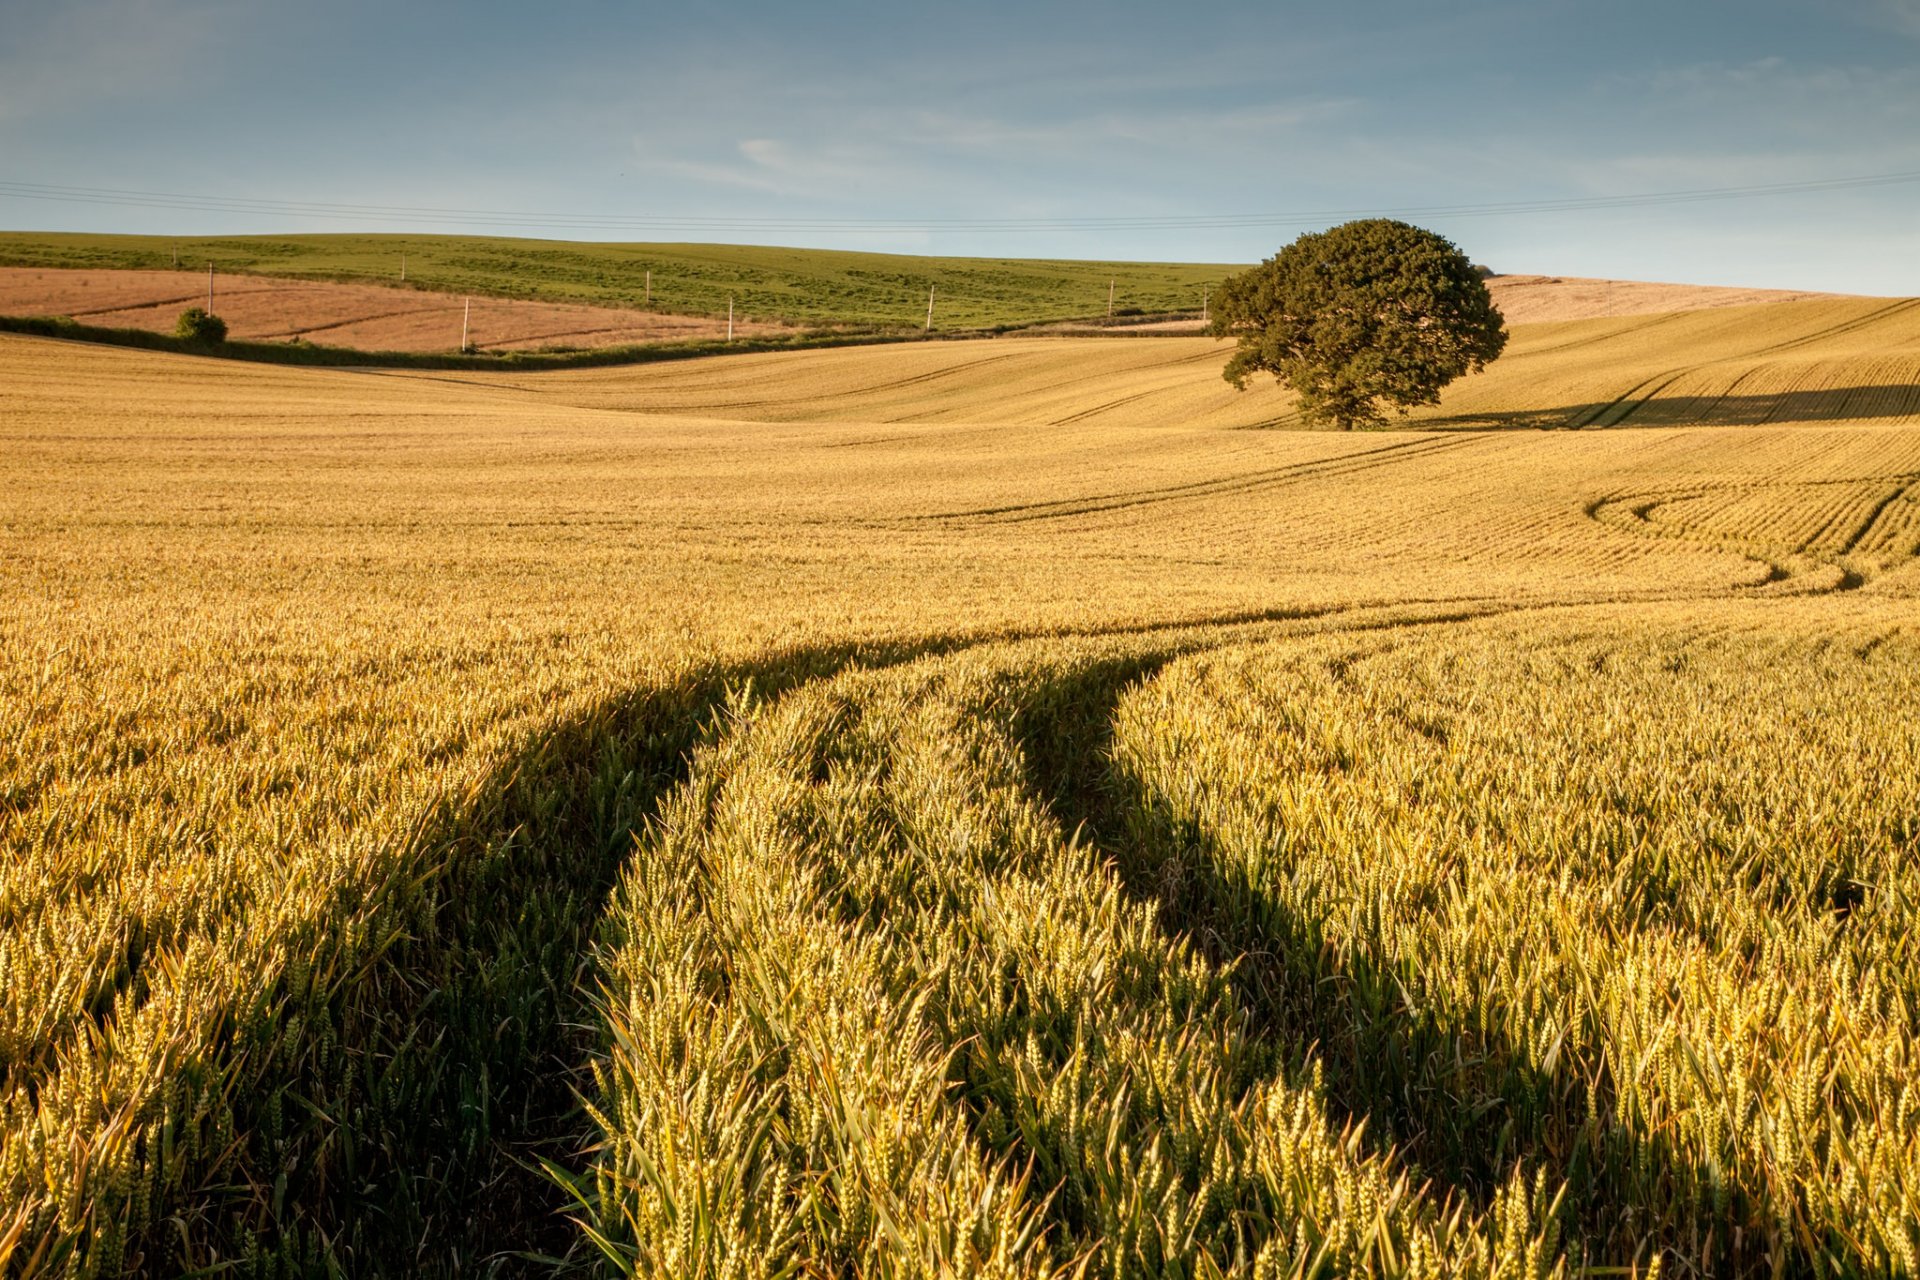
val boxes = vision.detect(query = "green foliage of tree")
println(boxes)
[1209,219,1507,430]
[174,306,228,345]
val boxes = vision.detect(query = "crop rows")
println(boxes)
[6,311,1920,1275]
[1401,298,1920,431]
[1105,608,1920,1274]
[577,634,1568,1278]
[560,602,1920,1276]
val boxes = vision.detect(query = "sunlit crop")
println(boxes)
[2,290,1918,1276]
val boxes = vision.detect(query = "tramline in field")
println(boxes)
[2,282,1919,1276]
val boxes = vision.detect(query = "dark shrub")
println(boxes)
[175,307,228,345]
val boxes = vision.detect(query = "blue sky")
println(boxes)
[2,0,1916,291]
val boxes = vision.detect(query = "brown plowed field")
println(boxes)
[0,267,790,352]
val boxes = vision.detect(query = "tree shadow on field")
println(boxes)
[1004,655,1789,1279]
[115,633,1003,1279]
[1428,385,1920,431]
[113,610,1352,1278]
[101,608,1808,1276]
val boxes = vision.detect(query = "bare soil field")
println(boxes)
[0,266,791,352]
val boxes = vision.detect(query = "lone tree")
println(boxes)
[1209,219,1506,429]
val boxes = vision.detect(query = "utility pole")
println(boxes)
[172,245,178,270]
[645,269,651,305]
[727,295,734,342]
[926,284,935,332]
[1201,285,1209,325]
[1108,278,1115,319]
[461,297,471,352]
[400,252,406,283]
[207,262,214,312]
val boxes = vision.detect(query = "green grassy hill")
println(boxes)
[0,231,1236,330]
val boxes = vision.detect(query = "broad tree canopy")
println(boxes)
[1210,219,1507,429]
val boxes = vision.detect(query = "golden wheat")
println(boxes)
[1,290,1917,1275]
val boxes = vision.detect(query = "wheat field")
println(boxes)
[3,291,1919,1277]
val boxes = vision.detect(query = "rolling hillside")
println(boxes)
[4,281,1920,1276]
[439,293,1920,434]
[0,231,1232,329]
[0,230,1875,355]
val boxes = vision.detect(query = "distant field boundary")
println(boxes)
[0,312,942,371]
[0,231,1237,330]
[0,308,1222,370]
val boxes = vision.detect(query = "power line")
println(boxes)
[0,170,1915,236]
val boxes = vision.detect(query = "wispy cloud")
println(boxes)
[630,134,908,201]
[1871,0,1920,35]
[629,94,1359,206]
[0,0,242,126]
[899,99,1357,154]
[1625,54,1920,103]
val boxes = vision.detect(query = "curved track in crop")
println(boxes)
[1586,470,1920,594]
[12,589,1920,1278]
[9,295,1920,1277]
[544,601,1920,1278]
